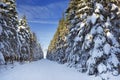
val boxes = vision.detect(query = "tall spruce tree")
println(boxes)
[47,16,68,63]
[18,15,43,62]
[30,32,43,61]
[0,0,19,64]
[18,15,31,61]
[66,0,120,75]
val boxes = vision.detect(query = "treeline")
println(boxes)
[47,0,120,77]
[47,16,68,63]
[0,0,43,65]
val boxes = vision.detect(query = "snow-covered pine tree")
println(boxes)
[85,0,120,76]
[66,0,120,76]
[30,32,43,61]
[0,0,19,64]
[64,0,92,70]
[0,0,43,65]
[47,16,68,64]
[18,15,31,62]
[18,15,43,62]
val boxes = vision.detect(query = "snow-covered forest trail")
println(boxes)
[0,59,119,80]
[0,59,93,80]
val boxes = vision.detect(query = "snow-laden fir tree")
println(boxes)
[18,15,43,62]
[18,15,33,62]
[47,16,68,64]
[0,0,19,64]
[66,0,120,76]
[66,0,120,75]
[29,32,43,61]
[0,0,43,65]
[47,0,120,78]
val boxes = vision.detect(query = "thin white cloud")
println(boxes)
[28,20,58,24]
[17,1,68,20]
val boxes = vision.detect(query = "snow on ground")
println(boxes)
[0,59,119,80]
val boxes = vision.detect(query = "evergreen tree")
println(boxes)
[0,0,19,64]
[18,15,31,61]
[47,16,68,63]
[66,0,120,75]
[18,15,43,62]
[47,0,120,78]
[30,32,43,61]
[0,0,43,65]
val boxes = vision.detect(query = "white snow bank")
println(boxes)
[0,59,120,80]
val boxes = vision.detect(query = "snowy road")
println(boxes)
[0,59,90,80]
[0,59,119,80]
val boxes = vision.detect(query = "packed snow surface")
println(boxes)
[0,59,120,80]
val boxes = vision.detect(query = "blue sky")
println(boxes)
[16,0,69,54]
